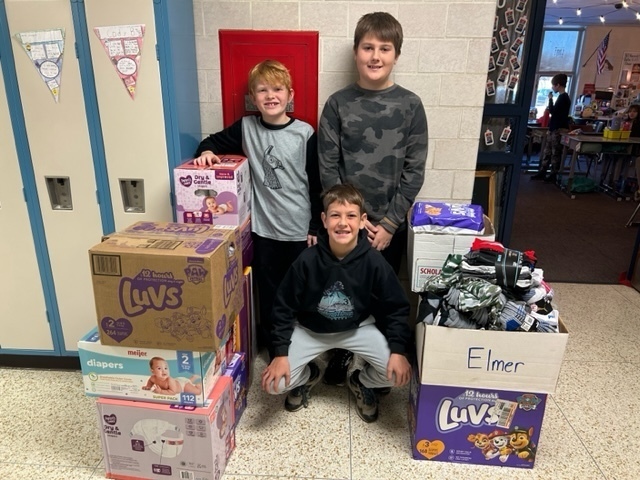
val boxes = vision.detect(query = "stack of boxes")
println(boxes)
[80,219,253,479]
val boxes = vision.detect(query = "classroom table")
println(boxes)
[559,133,640,199]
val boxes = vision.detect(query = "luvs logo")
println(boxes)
[223,259,240,307]
[119,269,185,316]
[436,397,498,433]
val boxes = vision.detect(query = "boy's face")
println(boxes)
[354,34,397,90]
[250,80,293,125]
[321,201,366,252]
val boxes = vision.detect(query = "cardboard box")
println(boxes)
[89,222,243,351]
[78,328,229,406]
[224,352,248,427]
[408,214,495,292]
[409,320,568,468]
[97,376,235,480]
[174,155,251,226]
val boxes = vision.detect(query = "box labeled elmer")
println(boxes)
[409,320,568,468]
[89,222,243,351]
[174,155,251,227]
[97,376,235,480]
[78,328,229,406]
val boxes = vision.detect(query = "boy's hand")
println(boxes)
[307,234,318,247]
[193,150,220,166]
[261,356,291,393]
[365,220,393,251]
[387,353,411,387]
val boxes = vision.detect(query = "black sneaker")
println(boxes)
[530,172,546,180]
[284,362,321,412]
[348,370,379,423]
[373,387,391,396]
[543,173,557,184]
[323,349,353,386]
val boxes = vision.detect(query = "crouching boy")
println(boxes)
[260,184,412,422]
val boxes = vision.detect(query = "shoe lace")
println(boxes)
[300,385,311,408]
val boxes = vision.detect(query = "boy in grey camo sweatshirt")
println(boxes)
[318,11,428,274]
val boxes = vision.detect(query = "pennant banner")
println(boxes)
[14,29,65,103]
[94,24,145,99]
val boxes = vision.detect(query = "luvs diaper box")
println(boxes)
[78,328,230,406]
[224,352,248,427]
[409,320,568,469]
[97,376,235,480]
[89,222,243,351]
[174,155,251,226]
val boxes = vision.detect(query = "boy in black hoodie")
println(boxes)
[260,184,412,423]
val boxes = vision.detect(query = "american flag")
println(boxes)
[596,32,610,74]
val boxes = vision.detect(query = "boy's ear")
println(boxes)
[360,212,367,226]
[289,88,295,100]
[321,211,327,228]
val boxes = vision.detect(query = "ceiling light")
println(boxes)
[600,15,606,22]
[622,1,629,7]
[577,8,582,15]
[637,12,640,19]
[559,17,564,24]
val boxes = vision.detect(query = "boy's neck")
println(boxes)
[556,87,566,94]
[329,241,357,260]
[357,79,394,91]
[261,113,291,126]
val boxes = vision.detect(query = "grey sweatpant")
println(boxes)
[267,320,395,394]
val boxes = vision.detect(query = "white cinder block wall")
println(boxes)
[193,0,495,202]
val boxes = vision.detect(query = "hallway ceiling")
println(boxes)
[544,0,640,26]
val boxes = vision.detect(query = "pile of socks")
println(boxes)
[417,240,559,333]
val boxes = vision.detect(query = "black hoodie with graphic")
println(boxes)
[270,228,411,357]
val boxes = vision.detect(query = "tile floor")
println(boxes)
[0,283,638,480]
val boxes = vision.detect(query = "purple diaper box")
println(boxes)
[224,352,247,427]
[411,202,484,234]
[409,320,568,469]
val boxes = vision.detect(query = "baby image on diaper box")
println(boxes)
[97,376,235,480]
[78,328,230,406]
[174,155,251,227]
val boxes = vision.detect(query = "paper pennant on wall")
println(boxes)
[94,24,145,99]
[14,29,65,103]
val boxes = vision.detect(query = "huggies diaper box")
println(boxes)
[78,328,230,406]
[408,203,495,292]
[89,222,243,351]
[97,376,235,480]
[409,320,568,469]
[174,155,251,227]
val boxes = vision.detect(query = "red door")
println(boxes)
[219,30,319,129]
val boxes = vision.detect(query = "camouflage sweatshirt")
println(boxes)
[318,83,428,234]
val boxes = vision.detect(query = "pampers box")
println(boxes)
[89,222,243,351]
[97,376,235,480]
[78,328,230,406]
[174,155,251,226]
[409,320,568,469]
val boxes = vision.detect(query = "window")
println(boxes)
[531,28,583,112]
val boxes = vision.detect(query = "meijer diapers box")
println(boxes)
[97,376,235,480]
[409,320,568,469]
[78,328,230,406]
[408,203,495,292]
[174,155,251,226]
[89,222,243,351]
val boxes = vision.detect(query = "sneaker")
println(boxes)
[348,370,379,423]
[543,173,557,184]
[323,349,353,386]
[373,387,392,396]
[530,172,546,180]
[284,362,321,412]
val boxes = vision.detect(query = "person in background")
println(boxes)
[531,73,571,184]
[261,184,412,423]
[317,12,428,386]
[193,59,322,360]
[625,104,640,201]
